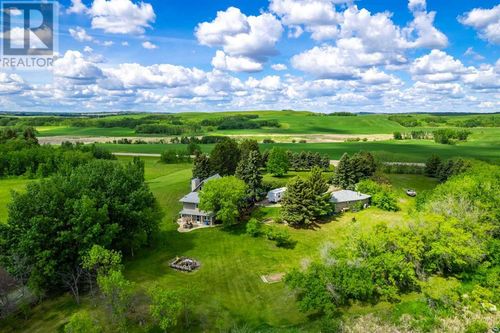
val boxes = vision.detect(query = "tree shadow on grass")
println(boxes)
[276,239,298,250]
[222,222,247,236]
[124,227,197,279]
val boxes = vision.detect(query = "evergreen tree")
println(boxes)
[192,153,211,180]
[308,167,333,218]
[239,139,261,162]
[186,142,201,156]
[425,154,442,177]
[333,153,356,189]
[281,177,316,226]
[209,138,240,176]
[266,148,289,176]
[235,150,263,202]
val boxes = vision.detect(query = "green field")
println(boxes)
[98,137,500,163]
[36,126,136,137]
[0,157,441,332]
[17,111,498,137]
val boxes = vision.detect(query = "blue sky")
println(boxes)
[1,0,499,112]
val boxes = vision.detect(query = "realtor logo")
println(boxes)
[1,0,57,68]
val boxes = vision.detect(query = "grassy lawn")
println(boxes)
[0,159,447,332]
[98,137,500,163]
[0,178,32,222]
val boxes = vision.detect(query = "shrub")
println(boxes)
[356,179,399,211]
[246,218,263,237]
[372,190,400,212]
[421,277,461,309]
[465,321,488,333]
[393,131,402,140]
[266,227,293,247]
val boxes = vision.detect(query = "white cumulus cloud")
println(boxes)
[459,5,500,44]
[195,7,283,72]
[69,27,93,42]
[89,0,156,34]
[142,41,157,49]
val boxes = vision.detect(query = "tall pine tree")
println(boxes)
[308,167,332,218]
[192,153,211,180]
[281,177,316,226]
[239,139,261,162]
[235,150,263,202]
[333,153,356,189]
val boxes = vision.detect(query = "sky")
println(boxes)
[0,0,499,113]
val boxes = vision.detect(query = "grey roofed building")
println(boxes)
[178,174,221,226]
[180,191,200,204]
[330,190,371,212]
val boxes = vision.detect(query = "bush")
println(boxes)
[266,227,293,248]
[421,277,461,309]
[246,218,263,237]
[464,321,488,333]
[372,190,400,212]
[356,179,399,211]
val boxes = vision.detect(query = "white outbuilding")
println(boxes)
[267,187,287,203]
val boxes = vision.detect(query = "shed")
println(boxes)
[330,190,371,212]
[267,187,287,203]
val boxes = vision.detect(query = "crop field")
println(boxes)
[35,126,137,137]
[5,111,497,137]
[97,136,500,163]
[0,157,440,332]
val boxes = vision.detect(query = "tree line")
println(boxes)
[425,155,471,182]
[0,127,114,178]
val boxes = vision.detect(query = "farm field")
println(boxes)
[35,126,137,137]
[0,157,440,332]
[5,111,497,138]
[97,137,500,163]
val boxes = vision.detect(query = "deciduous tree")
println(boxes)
[266,148,289,177]
[209,138,240,176]
[198,176,247,226]
[0,159,160,296]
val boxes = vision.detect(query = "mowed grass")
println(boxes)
[0,178,32,222]
[0,159,446,332]
[98,135,500,163]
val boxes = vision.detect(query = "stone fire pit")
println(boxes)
[169,256,200,272]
